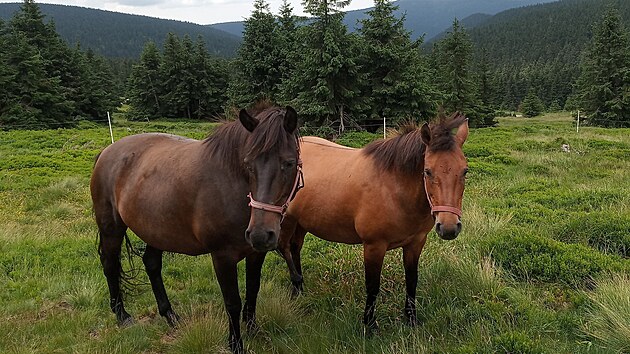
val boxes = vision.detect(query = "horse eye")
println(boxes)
[463,168,469,176]
[424,169,432,177]
[282,160,296,170]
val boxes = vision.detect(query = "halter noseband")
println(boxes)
[423,175,462,218]
[247,159,304,220]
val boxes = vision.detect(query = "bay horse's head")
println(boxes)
[239,106,301,252]
[420,113,469,240]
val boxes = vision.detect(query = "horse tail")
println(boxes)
[93,151,102,167]
[95,229,147,296]
[119,233,147,295]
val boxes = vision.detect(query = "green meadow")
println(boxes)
[1,113,629,353]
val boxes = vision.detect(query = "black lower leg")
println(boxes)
[243,251,267,332]
[363,244,385,332]
[100,234,133,326]
[143,245,179,326]
[213,255,243,354]
[402,240,424,326]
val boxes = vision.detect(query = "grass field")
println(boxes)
[1,113,629,353]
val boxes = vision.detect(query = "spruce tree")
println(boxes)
[76,49,118,121]
[431,19,495,127]
[283,0,362,127]
[0,20,15,120]
[228,0,281,107]
[275,0,298,88]
[358,0,435,122]
[128,41,163,120]
[576,7,630,127]
[1,30,69,129]
[192,36,229,118]
[521,90,545,117]
[159,32,186,117]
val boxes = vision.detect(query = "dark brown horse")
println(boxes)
[278,113,469,330]
[90,105,301,353]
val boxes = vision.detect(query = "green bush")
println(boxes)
[556,213,630,257]
[485,232,628,287]
[334,131,380,148]
[490,331,545,354]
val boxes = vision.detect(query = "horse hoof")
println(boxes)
[246,319,259,334]
[405,311,419,327]
[165,311,181,327]
[229,338,245,354]
[118,316,135,328]
[407,316,418,327]
[363,321,379,337]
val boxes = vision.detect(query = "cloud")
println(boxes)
[102,0,249,8]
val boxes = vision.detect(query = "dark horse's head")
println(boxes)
[420,112,469,240]
[238,105,300,252]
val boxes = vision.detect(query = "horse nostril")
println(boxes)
[456,221,462,233]
[435,222,442,234]
[245,230,252,243]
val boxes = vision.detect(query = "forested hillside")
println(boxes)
[0,3,241,58]
[467,0,630,110]
[210,0,557,39]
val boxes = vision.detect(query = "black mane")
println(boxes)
[362,112,467,174]
[203,102,299,175]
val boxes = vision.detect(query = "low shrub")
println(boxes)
[555,212,630,257]
[484,232,628,287]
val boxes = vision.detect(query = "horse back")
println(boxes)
[91,133,248,255]
[286,138,433,247]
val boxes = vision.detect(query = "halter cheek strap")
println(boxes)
[423,176,462,218]
[247,159,304,220]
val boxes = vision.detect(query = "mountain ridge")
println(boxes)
[0,2,241,58]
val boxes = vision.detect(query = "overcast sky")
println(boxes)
[5,0,375,25]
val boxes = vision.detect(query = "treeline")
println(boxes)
[129,0,495,128]
[126,35,230,120]
[468,0,630,114]
[0,0,118,129]
[4,0,628,130]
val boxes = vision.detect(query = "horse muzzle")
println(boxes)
[435,220,462,240]
[245,228,279,252]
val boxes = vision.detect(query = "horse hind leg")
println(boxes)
[97,214,133,326]
[142,245,180,326]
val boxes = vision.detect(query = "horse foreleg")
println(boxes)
[289,226,307,294]
[278,221,305,296]
[143,245,179,326]
[242,251,267,332]
[402,234,427,326]
[212,254,243,354]
[98,227,133,326]
[362,242,387,333]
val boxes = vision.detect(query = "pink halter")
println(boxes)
[423,176,462,218]
[247,159,304,219]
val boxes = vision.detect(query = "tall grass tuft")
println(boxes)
[582,274,630,352]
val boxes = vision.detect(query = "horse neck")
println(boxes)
[202,124,248,179]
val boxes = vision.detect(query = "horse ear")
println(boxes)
[420,123,431,146]
[284,106,298,134]
[455,118,469,147]
[239,109,259,132]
